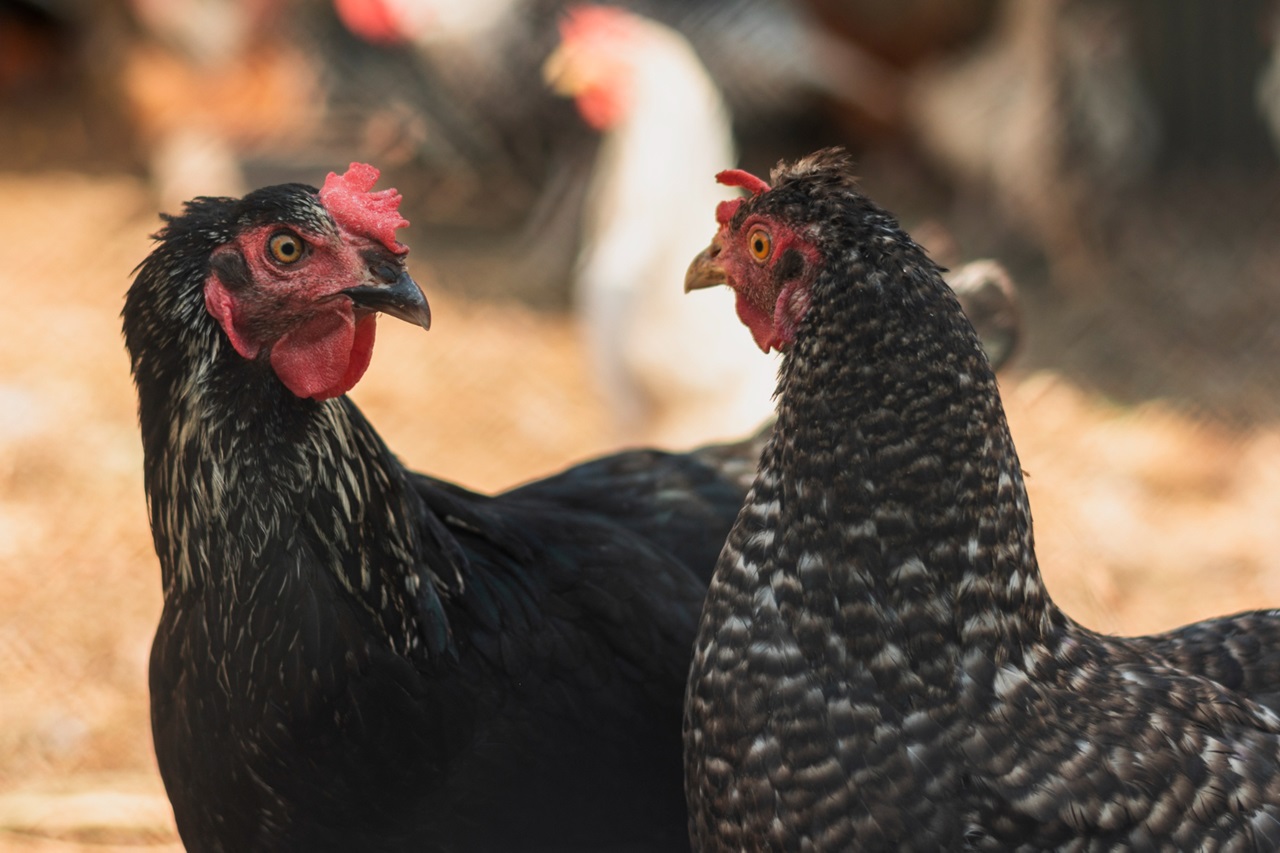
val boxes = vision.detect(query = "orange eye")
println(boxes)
[748,228,771,262]
[268,231,305,264]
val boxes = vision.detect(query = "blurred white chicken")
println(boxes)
[544,5,778,446]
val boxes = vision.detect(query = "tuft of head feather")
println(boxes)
[770,147,855,184]
[319,163,410,255]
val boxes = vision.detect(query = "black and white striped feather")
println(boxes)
[683,150,1280,852]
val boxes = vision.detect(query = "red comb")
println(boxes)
[714,169,770,224]
[560,4,631,47]
[711,166,768,222]
[716,168,771,196]
[333,0,407,45]
[320,163,409,255]
[715,198,744,226]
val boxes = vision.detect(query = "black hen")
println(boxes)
[123,163,761,852]
[681,149,1280,850]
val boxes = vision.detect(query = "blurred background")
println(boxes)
[2,0,1280,847]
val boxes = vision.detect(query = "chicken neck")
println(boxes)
[743,257,1060,696]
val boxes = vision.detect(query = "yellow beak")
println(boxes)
[684,235,727,292]
[542,44,580,96]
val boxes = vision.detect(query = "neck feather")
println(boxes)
[137,338,453,659]
[748,256,1053,672]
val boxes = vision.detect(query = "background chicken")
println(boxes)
[543,5,778,445]
[540,5,1020,444]
[123,165,760,851]
[683,151,1280,849]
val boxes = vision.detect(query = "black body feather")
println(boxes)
[124,183,762,852]
[683,150,1280,851]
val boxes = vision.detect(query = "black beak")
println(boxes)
[344,270,432,331]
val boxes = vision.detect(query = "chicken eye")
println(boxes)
[748,229,771,262]
[268,231,305,264]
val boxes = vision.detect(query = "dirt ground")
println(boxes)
[2,162,1280,850]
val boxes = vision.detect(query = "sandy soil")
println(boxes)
[2,168,1280,850]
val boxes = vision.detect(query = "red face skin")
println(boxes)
[203,164,415,401]
[204,224,385,400]
[686,171,820,353]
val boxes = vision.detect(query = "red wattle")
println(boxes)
[270,309,378,400]
[576,85,624,131]
[734,290,777,354]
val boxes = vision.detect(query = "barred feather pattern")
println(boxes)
[683,150,1280,852]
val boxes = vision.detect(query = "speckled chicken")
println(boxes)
[123,163,763,852]
[682,149,1280,851]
